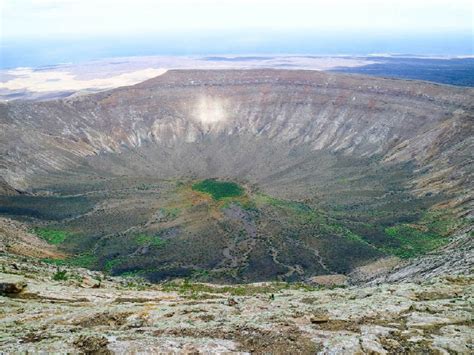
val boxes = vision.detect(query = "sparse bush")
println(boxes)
[137,184,151,190]
[159,207,180,221]
[52,269,68,281]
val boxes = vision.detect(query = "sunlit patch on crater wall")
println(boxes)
[193,96,229,127]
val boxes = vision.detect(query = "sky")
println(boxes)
[1,0,472,38]
[0,0,472,68]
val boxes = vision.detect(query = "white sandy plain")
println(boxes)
[0,67,167,93]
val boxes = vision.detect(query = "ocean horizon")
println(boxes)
[1,31,472,69]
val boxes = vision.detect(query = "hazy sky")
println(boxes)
[1,0,473,39]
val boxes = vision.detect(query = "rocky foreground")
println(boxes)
[0,252,472,354]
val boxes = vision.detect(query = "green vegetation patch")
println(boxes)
[192,179,244,200]
[382,224,448,258]
[135,234,167,247]
[255,193,369,244]
[105,257,125,272]
[422,210,466,236]
[67,253,98,268]
[42,253,97,269]
[254,194,315,220]
[33,227,71,245]
[381,210,466,259]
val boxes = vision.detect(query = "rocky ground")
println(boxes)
[1,251,472,354]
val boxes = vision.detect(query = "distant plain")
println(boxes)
[1,55,473,101]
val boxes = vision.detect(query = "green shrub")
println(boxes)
[52,269,68,281]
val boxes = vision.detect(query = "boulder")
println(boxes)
[0,281,27,295]
[81,276,101,289]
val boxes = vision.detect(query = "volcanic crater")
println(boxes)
[0,69,472,282]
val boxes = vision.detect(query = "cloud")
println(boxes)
[1,0,472,39]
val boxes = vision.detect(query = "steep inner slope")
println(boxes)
[0,70,472,282]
